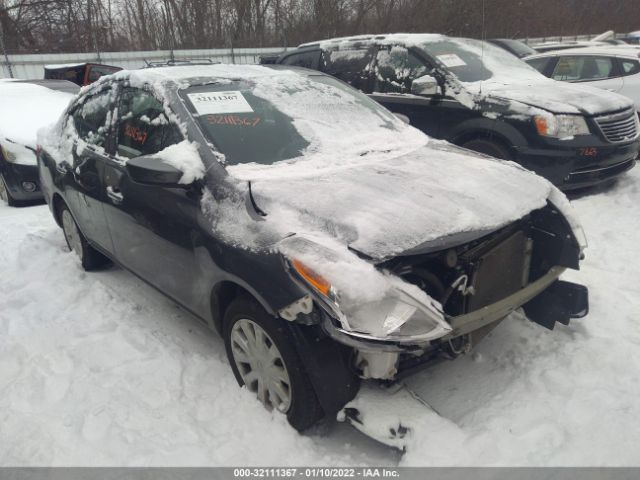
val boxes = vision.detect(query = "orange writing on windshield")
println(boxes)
[207,115,261,127]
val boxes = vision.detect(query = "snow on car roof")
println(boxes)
[44,62,88,69]
[0,80,74,150]
[299,33,446,49]
[112,64,304,88]
[527,45,640,59]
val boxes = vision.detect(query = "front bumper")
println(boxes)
[320,266,586,353]
[514,137,639,190]
[0,161,43,201]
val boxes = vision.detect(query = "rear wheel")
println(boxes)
[223,295,323,431]
[59,203,110,270]
[461,138,512,160]
[0,174,16,206]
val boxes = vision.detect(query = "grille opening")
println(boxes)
[381,204,580,317]
[595,108,639,143]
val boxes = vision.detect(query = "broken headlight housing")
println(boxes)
[282,236,452,344]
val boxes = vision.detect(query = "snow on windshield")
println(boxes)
[187,72,428,167]
[419,37,545,86]
[0,81,74,165]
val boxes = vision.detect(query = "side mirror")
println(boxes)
[411,75,441,96]
[394,113,411,125]
[125,155,184,186]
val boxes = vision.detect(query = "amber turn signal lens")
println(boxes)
[291,259,331,297]
[534,116,548,136]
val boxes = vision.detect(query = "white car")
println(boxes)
[525,46,640,111]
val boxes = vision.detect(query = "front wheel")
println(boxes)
[59,203,110,271]
[223,295,323,431]
[461,138,512,160]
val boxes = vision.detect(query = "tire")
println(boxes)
[0,174,17,207]
[461,138,512,160]
[58,203,110,271]
[223,295,324,431]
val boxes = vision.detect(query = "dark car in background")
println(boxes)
[38,65,588,431]
[0,79,78,206]
[44,62,122,86]
[272,34,639,190]
[488,38,537,58]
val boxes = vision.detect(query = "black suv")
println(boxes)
[273,34,639,190]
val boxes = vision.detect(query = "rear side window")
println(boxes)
[321,47,375,91]
[526,57,552,75]
[115,88,183,159]
[552,56,616,81]
[620,59,640,76]
[72,88,116,147]
[281,50,321,70]
[373,46,429,93]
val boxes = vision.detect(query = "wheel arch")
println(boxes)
[210,280,276,334]
[453,128,517,158]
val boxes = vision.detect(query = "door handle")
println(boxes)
[106,185,124,204]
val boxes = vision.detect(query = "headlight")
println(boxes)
[284,237,452,344]
[1,144,17,163]
[534,114,590,139]
[339,287,452,343]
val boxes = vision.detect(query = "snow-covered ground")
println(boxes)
[1,169,640,466]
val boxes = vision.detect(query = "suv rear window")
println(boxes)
[281,50,321,70]
[620,59,640,76]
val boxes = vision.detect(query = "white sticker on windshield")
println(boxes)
[436,54,466,68]
[187,91,254,114]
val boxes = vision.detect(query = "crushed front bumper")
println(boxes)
[321,266,588,353]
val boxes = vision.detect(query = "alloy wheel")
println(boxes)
[230,318,292,412]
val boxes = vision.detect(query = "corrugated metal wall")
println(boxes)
[1,47,289,79]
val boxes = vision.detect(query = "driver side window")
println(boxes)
[72,88,115,148]
[373,46,429,94]
[116,87,183,159]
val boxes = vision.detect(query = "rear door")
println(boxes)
[551,55,624,92]
[102,86,206,314]
[65,85,119,253]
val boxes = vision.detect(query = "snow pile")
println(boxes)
[0,204,393,466]
[0,81,74,165]
[155,140,205,184]
[2,168,640,465]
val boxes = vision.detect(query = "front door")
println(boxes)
[102,86,207,315]
[65,86,118,253]
[368,45,454,138]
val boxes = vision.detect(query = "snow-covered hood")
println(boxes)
[476,78,633,116]
[0,80,75,165]
[235,142,555,260]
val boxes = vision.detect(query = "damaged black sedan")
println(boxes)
[38,65,588,431]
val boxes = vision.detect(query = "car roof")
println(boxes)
[298,33,446,49]
[12,79,80,94]
[100,63,323,89]
[527,45,640,59]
